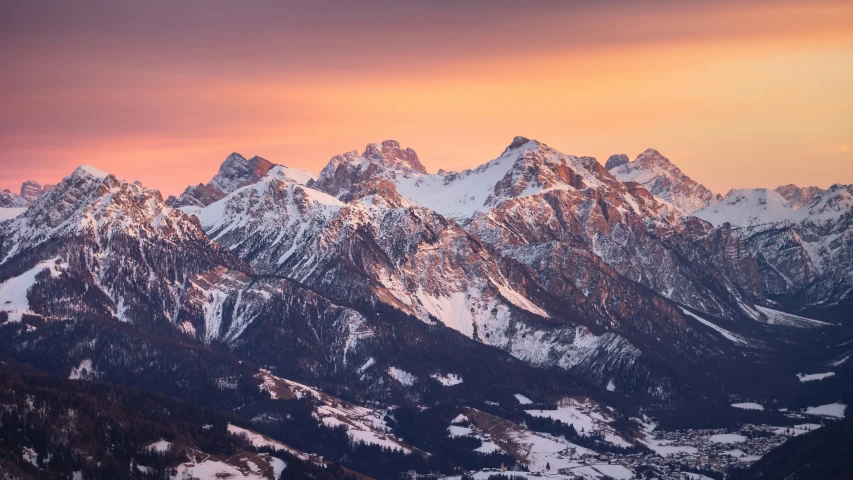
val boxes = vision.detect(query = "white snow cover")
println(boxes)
[722,449,761,461]
[638,421,698,457]
[797,372,835,382]
[447,425,473,437]
[356,358,375,374]
[431,373,463,386]
[73,164,110,179]
[830,355,849,367]
[257,370,411,452]
[145,440,172,453]
[385,138,603,219]
[459,407,597,474]
[0,257,64,322]
[680,308,748,346]
[755,306,831,328]
[415,289,476,337]
[771,423,822,436]
[387,367,416,386]
[169,459,269,480]
[607,149,718,215]
[525,398,633,448]
[227,424,296,477]
[695,184,853,238]
[731,403,764,411]
[514,394,533,405]
[413,281,548,339]
[191,174,343,266]
[228,424,294,455]
[572,464,634,480]
[266,165,316,185]
[68,359,97,380]
[709,434,747,444]
[473,441,501,454]
[805,403,846,418]
[22,447,38,467]
[0,207,26,221]
[693,188,795,229]
[684,474,715,480]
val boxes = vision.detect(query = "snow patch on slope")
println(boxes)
[755,306,831,328]
[694,189,794,229]
[73,164,109,179]
[0,257,64,322]
[525,398,633,448]
[387,367,416,386]
[797,372,835,382]
[69,359,98,380]
[681,308,748,346]
[805,403,846,418]
[432,373,463,386]
[731,403,764,411]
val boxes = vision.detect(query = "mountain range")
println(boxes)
[0,137,850,479]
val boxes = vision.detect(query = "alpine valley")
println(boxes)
[0,138,850,480]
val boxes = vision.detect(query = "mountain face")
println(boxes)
[167,153,314,208]
[19,180,55,202]
[0,189,28,208]
[185,137,851,406]
[0,165,248,330]
[6,138,844,403]
[1,137,850,478]
[694,184,853,306]
[190,137,777,400]
[308,140,426,198]
[0,180,55,207]
[774,184,826,209]
[607,148,721,215]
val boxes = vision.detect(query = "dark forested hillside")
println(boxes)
[729,415,853,480]
[0,360,369,479]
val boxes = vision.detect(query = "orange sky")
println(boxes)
[1,0,851,196]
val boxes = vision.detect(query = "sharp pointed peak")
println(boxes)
[506,135,536,150]
[500,136,549,158]
[605,154,630,170]
[225,152,247,161]
[71,164,110,180]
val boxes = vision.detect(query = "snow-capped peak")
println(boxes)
[313,136,609,219]
[311,140,426,198]
[607,149,719,215]
[500,135,540,154]
[71,164,110,180]
[167,152,287,208]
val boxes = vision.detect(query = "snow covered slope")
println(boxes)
[693,184,853,305]
[0,164,243,327]
[694,188,795,229]
[607,148,720,215]
[312,136,608,220]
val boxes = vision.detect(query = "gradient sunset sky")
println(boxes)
[2,0,852,197]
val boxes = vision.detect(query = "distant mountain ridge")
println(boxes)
[1,136,850,479]
[0,180,55,207]
[3,136,848,398]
